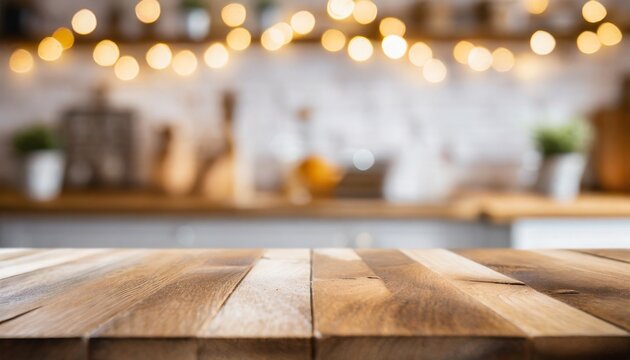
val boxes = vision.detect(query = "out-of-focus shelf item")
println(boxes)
[0,248,628,359]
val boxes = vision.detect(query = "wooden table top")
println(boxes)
[1,248,629,360]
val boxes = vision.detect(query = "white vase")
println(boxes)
[22,151,65,201]
[536,153,585,202]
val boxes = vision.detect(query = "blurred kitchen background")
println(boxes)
[1,0,629,249]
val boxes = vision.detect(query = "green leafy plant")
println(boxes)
[12,125,60,155]
[534,121,591,158]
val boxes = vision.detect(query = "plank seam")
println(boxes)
[571,250,630,265]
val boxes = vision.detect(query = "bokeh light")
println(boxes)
[453,40,474,64]
[291,11,315,35]
[379,17,406,37]
[381,35,407,60]
[146,43,172,70]
[274,22,294,45]
[38,37,63,62]
[347,36,373,62]
[261,27,285,51]
[321,29,346,52]
[327,0,355,20]
[597,22,622,46]
[114,56,139,81]
[352,0,378,25]
[172,50,198,76]
[221,3,247,27]
[423,58,447,83]
[135,0,161,24]
[204,43,230,69]
[468,46,493,72]
[582,0,607,23]
[491,47,515,72]
[52,27,74,50]
[577,31,601,54]
[93,40,120,67]
[530,30,556,55]
[72,9,97,35]
[9,49,34,74]
[226,27,251,51]
[408,42,432,67]
[353,149,375,171]
[523,0,548,15]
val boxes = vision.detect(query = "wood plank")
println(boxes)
[576,249,630,264]
[0,249,145,323]
[0,249,42,262]
[404,249,630,359]
[455,249,630,331]
[0,249,108,280]
[90,249,263,360]
[198,249,312,360]
[312,249,527,360]
[0,250,218,360]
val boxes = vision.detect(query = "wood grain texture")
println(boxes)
[456,249,630,332]
[0,249,108,280]
[312,249,527,360]
[575,249,630,264]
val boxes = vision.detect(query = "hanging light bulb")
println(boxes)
[38,37,63,62]
[347,36,373,62]
[467,46,493,71]
[352,0,378,25]
[291,11,316,35]
[381,35,407,60]
[114,56,140,81]
[597,22,622,46]
[146,43,172,70]
[408,42,432,67]
[423,59,447,83]
[172,50,198,76]
[52,27,74,50]
[221,3,247,27]
[491,47,515,72]
[135,0,161,24]
[72,9,97,35]
[379,17,406,37]
[577,31,601,54]
[582,0,607,23]
[453,40,474,64]
[321,29,346,52]
[204,43,230,69]
[226,27,251,51]
[9,49,34,74]
[530,30,555,55]
[327,0,355,20]
[93,40,120,67]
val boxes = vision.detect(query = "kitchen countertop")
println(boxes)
[0,248,628,359]
[2,190,630,223]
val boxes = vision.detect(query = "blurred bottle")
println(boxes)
[151,124,198,196]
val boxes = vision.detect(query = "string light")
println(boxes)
[381,35,407,60]
[274,22,294,45]
[453,40,474,64]
[597,22,622,46]
[577,31,601,54]
[38,37,63,62]
[291,11,316,35]
[321,29,346,52]
[261,27,285,51]
[172,50,198,76]
[582,1,607,23]
[491,47,515,72]
[114,56,139,81]
[93,40,120,67]
[9,49,34,74]
[226,27,251,51]
[204,43,230,69]
[467,46,493,71]
[347,36,373,62]
[72,9,97,35]
[327,0,355,20]
[523,0,548,15]
[530,30,555,55]
[352,0,378,25]
[135,0,161,24]
[146,43,172,70]
[423,59,447,83]
[408,42,432,67]
[379,17,406,37]
[52,27,74,50]
[221,3,247,27]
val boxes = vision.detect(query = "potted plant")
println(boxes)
[534,121,591,201]
[12,125,65,201]
[180,0,210,41]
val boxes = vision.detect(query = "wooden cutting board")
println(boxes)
[0,248,628,359]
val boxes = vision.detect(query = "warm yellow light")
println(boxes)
[172,50,198,76]
[72,9,97,35]
[146,43,172,70]
[93,40,120,67]
[408,42,432,67]
[530,30,555,55]
[135,0,161,24]
[352,0,378,25]
[221,3,246,27]
[9,49,34,74]
[347,36,373,62]
[261,27,285,51]
[379,17,406,37]
[52,27,74,50]
[597,22,622,46]
[453,40,474,64]
[114,56,139,81]
[523,0,548,15]
[491,47,515,72]
[321,29,346,52]
[38,37,63,62]
[291,11,315,35]
[468,46,493,72]
[423,58,447,83]
[582,0,607,23]
[327,0,355,20]
[274,22,294,45]
[381,35,407,60]
[226,27,251,51]
[577,31,601,54]
[204,43,229,69]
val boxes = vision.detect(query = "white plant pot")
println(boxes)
[22,151,65,201]
[536,153,585,202]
